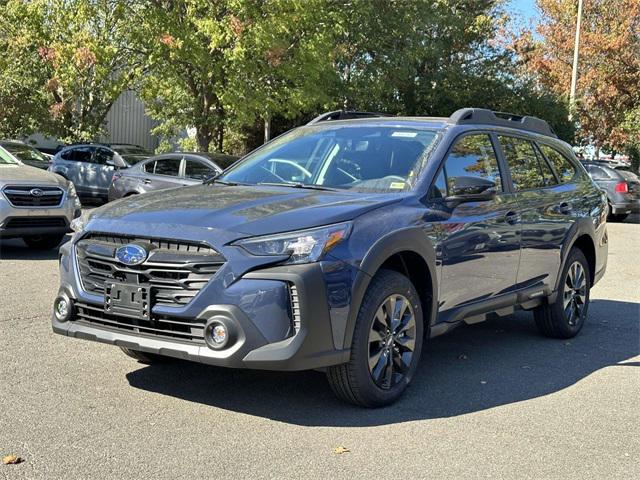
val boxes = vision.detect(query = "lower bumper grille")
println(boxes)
[4,217,67,229]
[75,302,206,344]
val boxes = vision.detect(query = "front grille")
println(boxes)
[3,185,64,207]
[4,217,67,229]
[76,233,225,308]
[75,302,206,344]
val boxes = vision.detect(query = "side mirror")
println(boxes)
[445,176,497,203]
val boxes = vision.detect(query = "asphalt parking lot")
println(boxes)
[1,215,638,480]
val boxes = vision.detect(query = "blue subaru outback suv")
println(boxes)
[53,108,608,407]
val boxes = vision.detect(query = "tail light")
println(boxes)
[614,181,628,193]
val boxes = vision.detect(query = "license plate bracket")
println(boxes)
[105,282,150,319]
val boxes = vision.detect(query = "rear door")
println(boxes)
[498,136,574,292]
[92,147,118,195]
[142,156,183,191]
[182,158,218,184]
[434,132,521,312]
[59,147,95,194]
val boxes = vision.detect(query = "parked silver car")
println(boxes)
[1,146,81,249]
[108,152,238,201]
[50,143,151,202]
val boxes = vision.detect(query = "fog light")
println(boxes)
[211,324,227,345]
[54,296,73,322]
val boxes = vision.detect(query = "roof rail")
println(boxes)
[449,108,557,138]
[307,110,394,125]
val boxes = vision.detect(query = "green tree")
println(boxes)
[0,0,143,143]
[137,0,334,152]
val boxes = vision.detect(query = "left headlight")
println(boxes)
[234,222,352,264]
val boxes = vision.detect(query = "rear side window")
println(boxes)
[153,158,181,176]
[61,147,94,162]
[439,134,503,195]
[539,144,577,183]
[499,136,551,190]
[184,160,216,179]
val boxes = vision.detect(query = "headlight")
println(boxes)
[66,181,82,209]
[70,210,92,232]
[234,222,352,264]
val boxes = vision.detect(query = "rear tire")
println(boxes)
[326,270,424,407]
[119,347,171,364]
[534,248,591,339]
[23,233,65,250]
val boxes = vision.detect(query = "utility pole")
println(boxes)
[569,0,583,120]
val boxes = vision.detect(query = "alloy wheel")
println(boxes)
[368,294,417,389]
[563,261,587,326]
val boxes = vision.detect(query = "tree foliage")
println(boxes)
[0,0,143,143]
[137,0,335,152]
[514,0,640,152]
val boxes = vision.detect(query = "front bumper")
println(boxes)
[53,242,350,371]
[0,193,80,238]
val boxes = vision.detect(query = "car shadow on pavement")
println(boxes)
[126,299,639,426]
[0,236,71,260]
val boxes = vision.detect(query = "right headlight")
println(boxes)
[233,222,352,264]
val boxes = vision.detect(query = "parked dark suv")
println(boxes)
[52,109,608,407]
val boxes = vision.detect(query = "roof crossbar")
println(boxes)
[449,108,557,138]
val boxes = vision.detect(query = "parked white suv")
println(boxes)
[1,144,81,249]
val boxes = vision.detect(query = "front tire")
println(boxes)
[23,233,65,250]
[534,248,591,339]
[326,270,424,407]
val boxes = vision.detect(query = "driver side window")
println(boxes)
[436,134,503,197]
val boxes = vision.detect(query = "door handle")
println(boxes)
[143,178,152,185]
[558,202,572,214]
[504,210,519,225]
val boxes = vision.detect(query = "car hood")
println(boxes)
[87,184,402,243]
[0,164,67,187]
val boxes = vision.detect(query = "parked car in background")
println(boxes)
[0,140,52,170]
[50,143,151,202]
[54,108,608,407]
[108,152,238,201]
[582,160,640,221]
[1,145,81,249]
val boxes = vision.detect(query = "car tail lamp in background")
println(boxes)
[614,181,629,193]
[111,171,122,184]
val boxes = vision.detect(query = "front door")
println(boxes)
[431,133,522,313]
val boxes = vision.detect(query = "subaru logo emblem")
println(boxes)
[30,188,44,197]
[115,244,148,266]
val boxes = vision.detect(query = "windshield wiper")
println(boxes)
[256,182,340,192]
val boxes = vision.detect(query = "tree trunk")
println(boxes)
[197,128,213,152]
[264,114,271,144]
[216,124,224,152]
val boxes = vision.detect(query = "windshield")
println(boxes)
[0,146,21,165]
[220,125,439,192]
[1,143,49,164]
